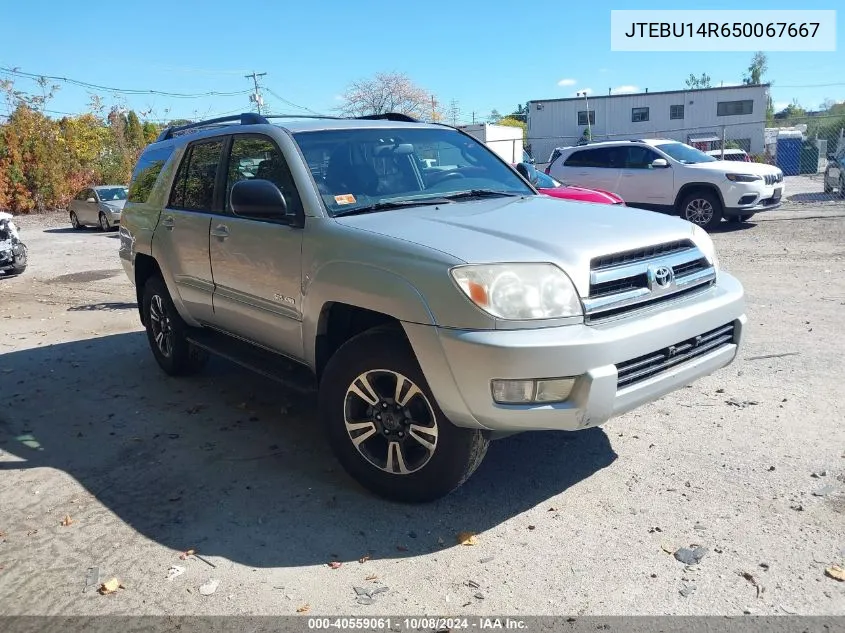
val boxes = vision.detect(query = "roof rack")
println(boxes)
[156,112,269,142]
[355,113,420,122]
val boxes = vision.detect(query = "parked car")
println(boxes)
[68,185,128,231]
[515,162,624,205]
[0,212,27,277]
[706,148,751,162]
[547,139,784,230]
[119,112,746,502]
[823,147,844,196]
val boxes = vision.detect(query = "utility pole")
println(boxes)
[430,95,438,122]
[245,71,267,114]
[471,111,476,124]
[578,91,591,140]
[448,99,460,127]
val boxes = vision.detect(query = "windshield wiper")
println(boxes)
[439,189,522,201]
[333,198,450,217]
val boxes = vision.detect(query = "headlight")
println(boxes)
[691,225,719,270]
[726,173,762,182]
[450,263,582,320]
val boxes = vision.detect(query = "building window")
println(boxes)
[717,100,754,116]
[670,105,684,120]
[577,110,596,126]
[631,107,649,123]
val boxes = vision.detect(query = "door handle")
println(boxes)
[210,224,229,239]
[161,216,175,230]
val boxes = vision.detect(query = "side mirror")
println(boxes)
[231,179,288,220]
[651,158,669,169]
[86,197,97,203]
[516,162,539,185]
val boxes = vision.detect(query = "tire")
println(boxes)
[319,327,489,502]
[70,211,81,229]
[824,179,833,194]
[141,276,208,376]
[839,175,845,198]
[99,212,110,232]
[679,190,723,230]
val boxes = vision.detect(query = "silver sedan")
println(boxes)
[68,185,127,231]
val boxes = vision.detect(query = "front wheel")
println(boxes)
[141,276,208,376]
[679,190,723,230]
[320,328,489,502]
[99,212,110,232]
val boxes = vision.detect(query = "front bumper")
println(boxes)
[723,181,784,216]
[405,272,746,433]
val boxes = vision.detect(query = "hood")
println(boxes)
[335,195,695,296]
[101,200,126,212]
[538,185,623,204]
[686,160,780,175]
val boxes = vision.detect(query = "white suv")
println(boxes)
[547,139,784,230]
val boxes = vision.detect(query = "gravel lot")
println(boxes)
[0,202,844,617]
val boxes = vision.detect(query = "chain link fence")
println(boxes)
[525,114,845,205]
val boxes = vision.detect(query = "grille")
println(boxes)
[764,172,784,185]
[672,257,710,277]
[616,323,736,389]
[591,273,647,297]
[591,240,695,270]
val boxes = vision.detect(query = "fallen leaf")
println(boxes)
[825,566,845,582]
[60,515,73,527]
[328,561,342,569]
[457,531,478,546]
[359,554,371,563]
[297,604,311,614]
[99,578,121,595]
[26,530,38,537]
[548,506,558,512]
[179,549,196,560]
[527,525,536,531]
[396,544,408,552]
[365,574,378,581]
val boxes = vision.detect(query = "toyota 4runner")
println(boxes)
[119,113,747,502]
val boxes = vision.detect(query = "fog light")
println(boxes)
[491,377,576,404]
[491,380,535,404]
[534,378,576,402]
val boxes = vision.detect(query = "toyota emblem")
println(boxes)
[649,265,674,289]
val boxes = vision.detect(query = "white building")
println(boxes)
[458,123,524,163]
[528,84,770,165]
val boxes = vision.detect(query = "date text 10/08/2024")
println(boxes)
[307,617,528,630]
[624,22,820,39]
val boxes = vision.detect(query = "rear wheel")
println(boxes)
[70,211,81,229]
[679,190,723,230]
[320,327,489,502]
[141,276,208,376]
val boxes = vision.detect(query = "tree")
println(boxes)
[685,73,712,89]
[487,109,502,123]
[743,52,768,85]
[774,100,806,121]
[496,116,526,142]
[337,71,437,120]
[508,103,528,123]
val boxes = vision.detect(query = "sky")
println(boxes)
[1,0,842,123]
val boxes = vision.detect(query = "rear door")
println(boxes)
[617,145,674,207]
[153,138,223,323]
[557,147,623,192]
[208,134,305,357]
[80,189,98,224]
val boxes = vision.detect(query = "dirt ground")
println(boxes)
[0,202,844,617]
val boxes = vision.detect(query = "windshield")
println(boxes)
[533,170,562,188]
[97,187,128,201]
[292,127,534,216]
[655,143,717,165]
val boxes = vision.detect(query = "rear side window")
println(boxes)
[168,140,224,211]
[549,148,563,164]
[567,147,623,168]
[127,146,175,204]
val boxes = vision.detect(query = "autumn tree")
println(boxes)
[743,52,768,85]
[337,72,439,121]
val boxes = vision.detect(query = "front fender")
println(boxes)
[301,262,436,367]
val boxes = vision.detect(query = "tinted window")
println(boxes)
[624,146,660,169]
[97,187,127,201]
[577,110,595,126]
[655,142,717,164]
[169,140,223,211]
[226,136,302,217]
[128,145,175,204]
[75,190,87,201]
[564,147,622,168]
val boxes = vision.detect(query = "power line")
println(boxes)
[263,88,323,115]
[0,66,252,99]
[244,71,267,114]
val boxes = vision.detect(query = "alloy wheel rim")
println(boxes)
[344,369,438,475]
[686,198,713,225]
[100,214,108,230]
[71,213,78,228]
[148,294,173,358]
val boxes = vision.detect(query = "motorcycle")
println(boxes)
[0,212,28,277]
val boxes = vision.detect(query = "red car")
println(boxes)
[516,163,624,205]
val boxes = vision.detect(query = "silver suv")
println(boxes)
[119,113,747,502]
